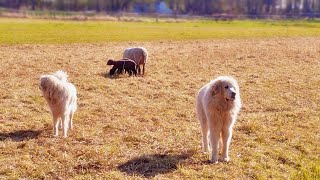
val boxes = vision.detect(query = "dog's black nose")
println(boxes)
[231,92,236,98]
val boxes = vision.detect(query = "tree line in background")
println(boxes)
[0,0,319,17]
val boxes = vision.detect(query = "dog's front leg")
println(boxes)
[209,129,220,164]
[221,127,232,162]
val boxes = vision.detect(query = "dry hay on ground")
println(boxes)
[0,38,319,179]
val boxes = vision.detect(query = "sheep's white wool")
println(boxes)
[123,47,148,75]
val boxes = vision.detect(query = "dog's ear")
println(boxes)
[40,76,48,92]
[211,80,221,96]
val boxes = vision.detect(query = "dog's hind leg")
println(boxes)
[197,104,209,152]
[200,118,209,152]
[62,114,69,138]
[53,115,59,137]
[69,111,74,130]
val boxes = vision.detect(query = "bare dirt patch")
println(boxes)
[0,38,319,179]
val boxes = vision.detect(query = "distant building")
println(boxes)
[133,1,172,14]
[155,1,172,14]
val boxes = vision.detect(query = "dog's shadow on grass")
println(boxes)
[0,130,42,142]
[118,152,192,178]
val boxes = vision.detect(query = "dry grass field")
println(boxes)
[0,36,319,178]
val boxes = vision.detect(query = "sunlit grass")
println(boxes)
[292,161,320,180]
[0,18,320,44]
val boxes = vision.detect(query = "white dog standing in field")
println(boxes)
[196,76,241,163]
[39,70,77,138]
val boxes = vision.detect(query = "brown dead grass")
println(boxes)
[0,38,319,179]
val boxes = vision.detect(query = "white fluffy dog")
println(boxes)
[196,76,241,163]
[40,70,77,138]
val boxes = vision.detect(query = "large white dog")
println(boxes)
[40,70,77,138]
[196,76,241,163]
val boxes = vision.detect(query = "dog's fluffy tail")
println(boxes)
[53,70,68,82]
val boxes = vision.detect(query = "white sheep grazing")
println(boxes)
[123,47,148,75]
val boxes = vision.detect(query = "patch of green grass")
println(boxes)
[292,161,320,180]
[0,18,320,44]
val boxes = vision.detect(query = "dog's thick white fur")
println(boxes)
[196,76,241,163]
[40,70,77,137]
